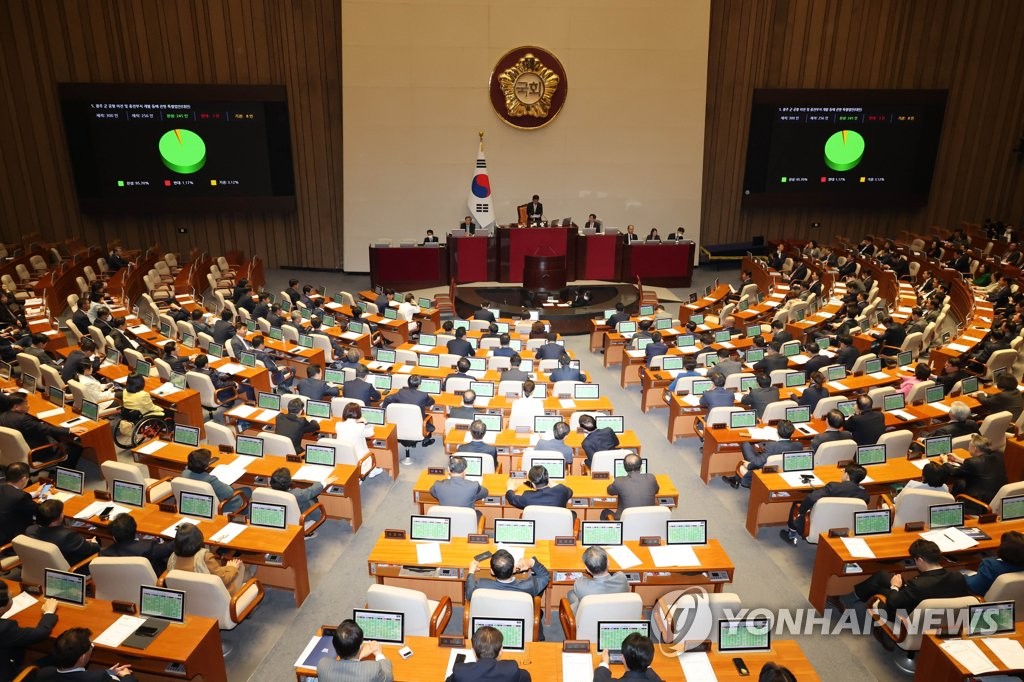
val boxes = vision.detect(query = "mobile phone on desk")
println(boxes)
[733,658,749,676]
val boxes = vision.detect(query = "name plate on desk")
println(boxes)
[511,470,527,479]
[903,521,925,532]
[978,513,998,524]
[624,572,641,583]
[639,536,662,546]
[762,465,779,474]
[828,528,849,538]
[286,454,302,463]
[158,502,176,514]
[327,485,345,495]
[93,490,111,501]
[439,636,466,648]
[384,529,407,540]
[467,534,490,544]
[112,600,137,615]
[591,472,610,481]
[555,536,576,546]
[427,467,445,476]
[21,583,41,596]
[563,640,591,653]
[370,440,386,448]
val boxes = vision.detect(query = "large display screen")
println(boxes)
[59,83,296,213]
[742,89,947,207]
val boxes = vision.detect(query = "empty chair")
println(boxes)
[892,488,954,527]
[464,589,540,643]
[851,353,878,375]
[905,380,935,405]
[559,592,643,641]
[365,584,452,637]
[984,573,1024,608]
[867,386,898,409]
[979,410,1013,451]
[705,406,742,428]
[0,426,67,472]
[521,506,575,540]
[812,396,845,419]
[878,430,913,459]
[257,432,297,456]
[804,498,868,544]
[185,371,240,418]
[90,557,158,605]
[651,591,742,646]
[203,421,237,449]
[760,399,798,424]
[621,506,671,540]
[814,440,857,467]
[426,505,483,537]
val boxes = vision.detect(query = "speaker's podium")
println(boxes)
[523,253,567,292]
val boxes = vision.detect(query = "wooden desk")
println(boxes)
[368,244,449,291]
[26,392,117,466]
[442,427,641,462]
[916,624,1024,682]
[97,365,204,435]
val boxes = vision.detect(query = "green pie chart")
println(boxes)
[158,129,206,174]
[824,130,864,172]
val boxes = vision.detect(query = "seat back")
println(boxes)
[992,482,1024,518]
[760,399,798,424]
[814,440,857,467]
[426,505,478,538]
[496,380,522,397]
[653,591,742,647]
[466,589,537,643]
[164,570,238,629]
[806,498,867,544]
[812,396,844,419]
[251,487,302,527]
[365,584,433,637]
[100,461,149,489]
[621,506,671,540]
[986,349,1017,381]
[318,437,372,475]
[984,573,1024,608]
[203,421,236,449]
[705,406,742,428]
[867,386,897,409]
[552,380,582,397]
[893,489,955,527]
[878,430,914,459]
[12,534,70,584]
[170,477,218,510]
[521,506,574,540]
[850,353,877,375]
[724,373,754,391]
[575,593,644,642]
[0,427,32,467]
[39,365,64,391]
[386,403,426,441]
[258,432,297,456]
[184,371,218,408]
[979,410,1013,451]
[66,380,86,411]
[91,557,158,604]
[896,596,979,651]
[16,353,42,385]
[589,450,636,474]
[444,377,472,393]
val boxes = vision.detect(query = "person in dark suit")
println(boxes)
[752,341,789,373]
[928,401,980,438]
[443,357,474,391]
[70,301,92,337]
[491,334,515,358]
[297,364,341,401]
[781,464,869,544]
[447,327,474,357]
[343,365,381,404]
[35,627,139,681]
[797,371,829,413]
[845,395,885,446]
[228,322,252,358]
[107,246,130,271]
[726,419,804,489]
[284,279,302,305]
[430,456,488,511]
[549,355,584,383]
[965,530,1024,595]
[593,632,662,681]
[606,303,629,328]
[211,310,235,345]
[266,304,288,329]
[465,550,549,601]
[449,390,479,420]
[566,546,630,611]
[315,619,392,682]
[500,354,530,383]
[534,332,564,360]
[975,373,1024,420]
[579,414,619,468]
[526,195,543,224]
[60,336,103,383]
[382,374,435,417]
[24,333,57,368]
[810,410,853,452]
[251,335,295,389]
[0,392,85,468]
[474,305,495,323]
[160,341,189,376]
[99,512,173,575]
[447,625,531,682]
[801,345,832,376]
[835,335,860,371]
[27,499,100,567]
[0,462,40,546]
[854,539,970,619]
[872,317,907,357]
[0,582,58,681]
[191,354,252,404]
[933,356,967,396]
[643,332,668,367]
[250,292,271,322]
[504,465,573,510]
[741,372,780,419]
[602,454,659,520]
[698,371,734,410]
[423,229,439,244]
[459,216,477,235]
[583,214,602,232]
[770,320,792,344]
[456,420,498,467]
[275,398,321,453]
[535,421,574,462]
[942,434,1009,514]
[181,448,251,514]
[625,225,640,242]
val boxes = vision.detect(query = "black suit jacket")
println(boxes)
[846,410,886,446]
[211,320,235,345]
[474,308,496,322]
[593,667,664,682]
[535,342,564,360]
[810,430,853,453]
[836,345,860,370]
[526,201,543,219]
[447,338,474,357]
[71,310,91,336]
[0,612,57,680]
[0,412,72,452]
[99,538,175,575]
[447,658,531,682]
[60,349,102,383]
[946,452,1009,513]
[878,568,969,620]
[504,483,573,510]
[26,524,99,566]
[342,378,380,404]
[275,413,321,452]
[382,387,434,416]
[581,428,620,463]
[35,669,139,682]
[977,389,1024,420]
[798,481,870,516]
[0,485,38,546]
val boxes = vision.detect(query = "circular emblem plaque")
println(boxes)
[489,46,568,130]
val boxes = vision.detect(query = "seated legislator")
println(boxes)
[758,663,797,682]
[854,539,969,618]
[624,225,639,242]
[99,513,174,575]
[698,370,733,410]
[934,357,967,396]
[192,353,253,404]
[122,373,163,420]
[579,414,619,469]
[166,523,250,595]
[974,373,1024,420]
[0,582,58,680]
[927,401,979,438]
[449,389,478,420]
[474,305,496,323]
[317,618,393,682]
[798,371,829,413]
[335,403,379,472]
[601,453,659,521]
[549,354,584,383]
[606,302,629,328]
[899,363,931,398]
[810,410,853,452]
[940,434,1008,514]
[835,335,860,371]
[382,374,435,416]
[535,332,564,360]
[35,627,139,681]
[667,226,686,241]
[228,322,253,358]
[24,333,57,368]
[709,348,743,377]
[59,336,103,384]
[510,380,545,423]
[456,420,498,466]
[160,341,189,376]
[465,549,549,602]
[447,327,474,357]
[27,499,100,567]
[566,546,629,612]
[443,357,474,390]
[251,335,296,389]
[741,373,779,420]
[446,625,531,682]
[752,341,788,373]
[276,398,320,453]
[643,332,668,367]
[645,228,661,242]
[535,421,574,463]
[423,229,439,244]
[770,320,792,344]
[726,419,803,490]
[526,195,543,224]
[297,364,341,401]
[965,530,1024,595]
[583,213,602,232]
[594,632,662,682]
[211,310,235,345]
[430,456,488,517]
[504,465,573,511]
[892,462,949,504]
[459,216,477,234]
[501,354,530,383]
[802,342,832,376]
[336,348,363,372]
[666,357,701,393]
[492,333,515,358]
[780,464,869,545]
[181,448,251,514]
[845,395,885,446]
[271,467,325,522]
[0,462,43,546]
[343,364,381,405]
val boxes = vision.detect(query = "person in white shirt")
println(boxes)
[73,363,118,412]
[334,403,384,478]
[397,294,419,334]
[509,380,546,426]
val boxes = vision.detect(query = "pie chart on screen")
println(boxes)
[159,129,207,174]
[824,130,865,172]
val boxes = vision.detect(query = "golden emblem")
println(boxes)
[497,53,560,119]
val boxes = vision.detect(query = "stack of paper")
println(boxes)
[217,363,246,375]
[946,343,971,353]
[73,502,132,520]
[678,652,717,681]
[415,542,442,565]
[151,382,181,397]
[255,408,282,422]
[228,404,258,419]
[210,522,248,544]
[562,653,595,681]
[211,464,247,485]
[93,615,148,647]
[869,371,890,380]
[983,637,1024,669]
[293,465,334,484]
[920,528,978,552]
[160,517,199,537]
[747,426,781,441]
[559,399,576,409]
[495,544,525,563]
[828,381,850,391]
[396,365,414,374]
[1,592,39,619]
[36,408,66,420]
[648,544,700,567]
[939,639,997,674]
[840,537,876,559]
[605,545,642,569]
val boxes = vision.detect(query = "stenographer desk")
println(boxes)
[368,243,449,290]
[916,623,1024,682]
[621,240,694,287]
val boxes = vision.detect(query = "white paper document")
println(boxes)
[340,331,362,340]
[129,324,152,334]
[939,639,998,674]
[1,592,39,619]
[211,464,246,485]
[946,343,971,353]
[678,651,717,681]
[445,649,476,678]
[293,465,334,484]
[827,381,850,391]
[888,409,915,421]
[840,537,876,559]
[930,402,951,414]
[648,544,700,567]
[779,472,823,488]
[415,541,442,565]
[495,543,525,563]
[869,371,890,380]
[562,653,595,682]
[681,394,701,407]
[625,350,646,359]
[210,522,248,544]
[256,408,281,422]
[747,426,781,441]
[410,345,431,353]
[93,615,148,648]
[36,408,66,420]
[982,637,1024,669]
[559,399,576,409]
[151,382,181,397]
[73,501,131,520]
[605,545,642,569]
[160,516,200,538]
[217,363,246,375]
[136,440,168,455]
[920,527,978,552]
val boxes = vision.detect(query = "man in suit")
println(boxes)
[625,225,639,242]
[35,627,139,681]
[798,371,830,413]
[446,327,474,357]
[382,374,435,417]
[430,456,489,513]
[251,335,295,389]
[443,357,474,390]
[566,546,629,611]
[504,464,573,511]
[474,305,496,323]
[770,320,792,344]
[0,392,86,468]
[465,550,549,602]
[846,395,885,446]
[316,619,392,682]
[975,373,1024,420]
[250,292,271,322]
[181,448,250,514]
[726,419,803,489]
[27,499,100,567]
[297,364,341,401]
[211,310,235,345]
[710,349,742,377]
[447,625,531,682]
[448,390,478,420]
[265,304,288,329]
[741,372,780,419]
[593,633,661,682]
[665,358,702,393]
[270,467,326,521]
[275,398,321,453]
[811,410,853,452]
[933,356,967,395]
[549,355,585,383]
[283,278,302,305]
[606,303,629,328]
[343,365,381,404]
[535,421,574,462]
[70,300,92,337]
[0,462,39,546]
[698,371,734,410]
[603,453,659,520]
[579,414,619,468]
[99,512,174,575]
[228,322,252,358]
[928,401,980,438]
[491,334,515,358]
[456,420,498,467]
[500,354,530,383]
[803,344,833,375]
[60,336,103,383]
[781,464,869,544]
[423,229,439,244]
[854,539,970,620]
[526,195,543,224]
[459,216,477,235]
[942,434,1009,514]
[835,335,860,371]
[534,332,564,360]
[873,317,907,358]
[753,341,788,373]
[24,333,57,368]
[643,332,668,367]
[0,582,58,680]
[583,214,602,232]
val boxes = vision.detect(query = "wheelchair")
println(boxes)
[113,407,176,449]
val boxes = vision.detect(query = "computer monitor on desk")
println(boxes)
[718,618,772,653]
[354,609,405,645]
[410,515,450,542]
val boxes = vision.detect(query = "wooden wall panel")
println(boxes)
[0,0,343,269]
[702,0,1024,248]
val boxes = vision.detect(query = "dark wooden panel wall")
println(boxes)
[702,0,1024,247]
[0,0,343,269]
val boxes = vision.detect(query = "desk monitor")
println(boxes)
[864,358,882,374]
[738,299,750,312]
[967,601,1015,637]
[299,308,312,321]
[656,318,673,331]
[269,327,284,341]
[854,509,892,536]
[354,609,405,645]
[896,350,913,367]
[782,451,814,473]
[159,321,173,338]
[375,348,396,364]
[739,376,759,393]
[471,617,526,652]
[239,351,256,368]
[667,520,707,545]
[677,334,696,348]
[494,519,536,546]
[410,515,450,542]
[729,410,757,429]
[826,365,846,382]
[616,321,637,335]
[533,415,561,435]
[1001,494,1024,521]
[925,385,945,403]
[595,415,625,434]
[929,502,964,529]
[236,435,264,457]
[705,353,719,368]
[419,334,437,347]
[856,443,887,466]
[713,330,731,344]
[528,382,547,398]
[836,399,857,418]
[250,501,288,529]
[613,458,648,478]
[347,322,364,335]
[132,357,152,377]
[639,305,654,316]
[81,400,100,422]
[781,341,801,357]
[206,344,223,359]
[688,293,699,304]
[419,378,442,395]
[47,385,65,408]
[44,568,86,605]
[635,337,653,351]
[280,299,293,313]
[179,491,215,519]
[691,379,713,396]
[816,337,831,351]
[882,393,906,412]
[924,435,952,458]
[530,458,565,480]
[257,392,281,411]
[785,406,810,424]
[418,297,432,309]
[960,376,979,394]
[470,381,495,398]
[468,357,486,372]
[459,455,484,477]
[597,621,651,659]
[783,371,805,388]
[322,314,336,328]
[527,310,541,321]
[363,407,385,426]
[744,348,765,364]
[858,318,870,332]
[703,285,712,297]
[792,307,806,322]
[383,307,398,320]
[453,320,471,333]
[718,618,772,653]
[306,400,331,419]
[305,443,336,467]
[662,357,683,372]
[245,320,258,334]
[106,349,122,367]
[474,413,502,432]
[372,374,393,391]
[581,521,623,546]
[170,372,187,390]
[574,384,600,400]
[140,585,186,623]
[494,322,509,334]
[744,324,760,338]
[602,309,616,321]
[55,467,84,495]
[112,479,145,507]
[508,339,523,353]
[418,353,440,368]
[173,424,201,448]
[21,373,36,394]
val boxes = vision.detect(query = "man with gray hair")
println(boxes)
[449,389,477,420]
[429,456,488,514]
[535,420,574,463]
[566,546,629,611]
[928,400,981,438]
